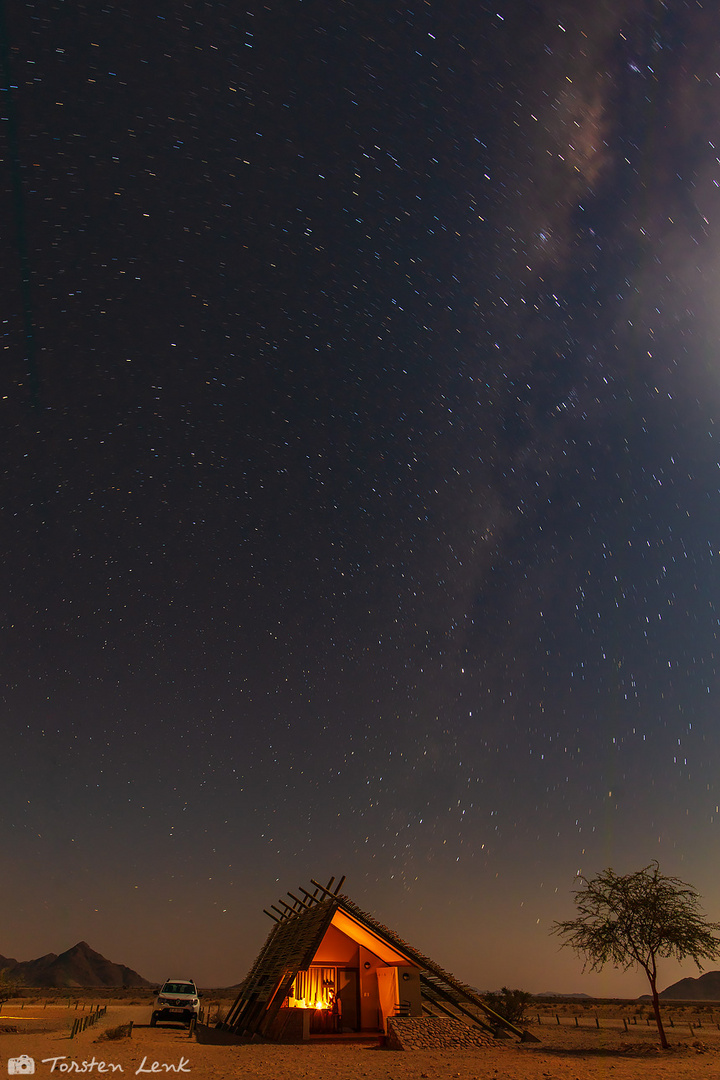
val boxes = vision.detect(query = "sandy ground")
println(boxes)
[2,1003,720,1080]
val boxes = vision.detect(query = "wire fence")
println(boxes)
[70,1005,107,1038]
[534,1011,720,1034]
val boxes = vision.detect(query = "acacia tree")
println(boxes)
[551,863,720,1049]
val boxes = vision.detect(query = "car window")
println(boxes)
[162,983,195,995]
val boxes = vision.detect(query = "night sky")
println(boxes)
[3,0,720,996]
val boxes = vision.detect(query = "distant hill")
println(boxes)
[660,971,720,1000]
[0,941,151,988]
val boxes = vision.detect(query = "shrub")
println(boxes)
[97,1023,132,1041]
[482,987,532,1028]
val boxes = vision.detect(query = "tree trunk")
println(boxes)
[648,973,669,1049]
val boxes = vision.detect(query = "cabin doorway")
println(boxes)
[336,968,359,1031]
[376,967,399,1032]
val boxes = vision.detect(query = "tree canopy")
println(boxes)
[551,862,720,1049]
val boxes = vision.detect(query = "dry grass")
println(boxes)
[2,995,720,1080]
[96,1022,133,1041]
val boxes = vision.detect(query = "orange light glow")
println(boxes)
[288,995,331,1010]
[288,967,335,1011]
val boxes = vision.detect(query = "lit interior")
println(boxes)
[288,966,336,1010]
[328,909,413,964]
[286,910,416,1012]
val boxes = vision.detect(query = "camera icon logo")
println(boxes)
[8,1057,35,1075]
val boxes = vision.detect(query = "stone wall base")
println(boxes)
[386,1016,493,1051]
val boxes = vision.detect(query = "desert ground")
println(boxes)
[2,993,720,1080]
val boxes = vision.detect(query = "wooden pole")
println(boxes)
[287,891,311,910]
[310,878,341,899]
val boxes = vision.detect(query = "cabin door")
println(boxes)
[376,967,399,1033]
[336,968,359,1031]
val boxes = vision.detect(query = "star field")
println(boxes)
[2,0,720,994]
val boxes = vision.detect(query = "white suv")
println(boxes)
[151,980,201,1026]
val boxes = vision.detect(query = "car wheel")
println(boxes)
[150,1013,157,1027]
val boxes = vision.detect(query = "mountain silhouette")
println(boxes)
[0,941,151,987]
[660,971,720,1000]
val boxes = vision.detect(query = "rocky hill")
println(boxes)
[0,941,151,987]
[660,971,720,1000]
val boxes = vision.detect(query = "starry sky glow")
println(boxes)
[3,0,720,995]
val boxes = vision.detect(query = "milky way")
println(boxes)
[2,0,720,993]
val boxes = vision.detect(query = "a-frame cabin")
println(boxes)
[222,876,537,1042]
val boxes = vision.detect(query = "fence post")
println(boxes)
[623,1018,628,1032]
[595,1015,599,1029]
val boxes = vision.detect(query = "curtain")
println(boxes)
[292,967,335,1008]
